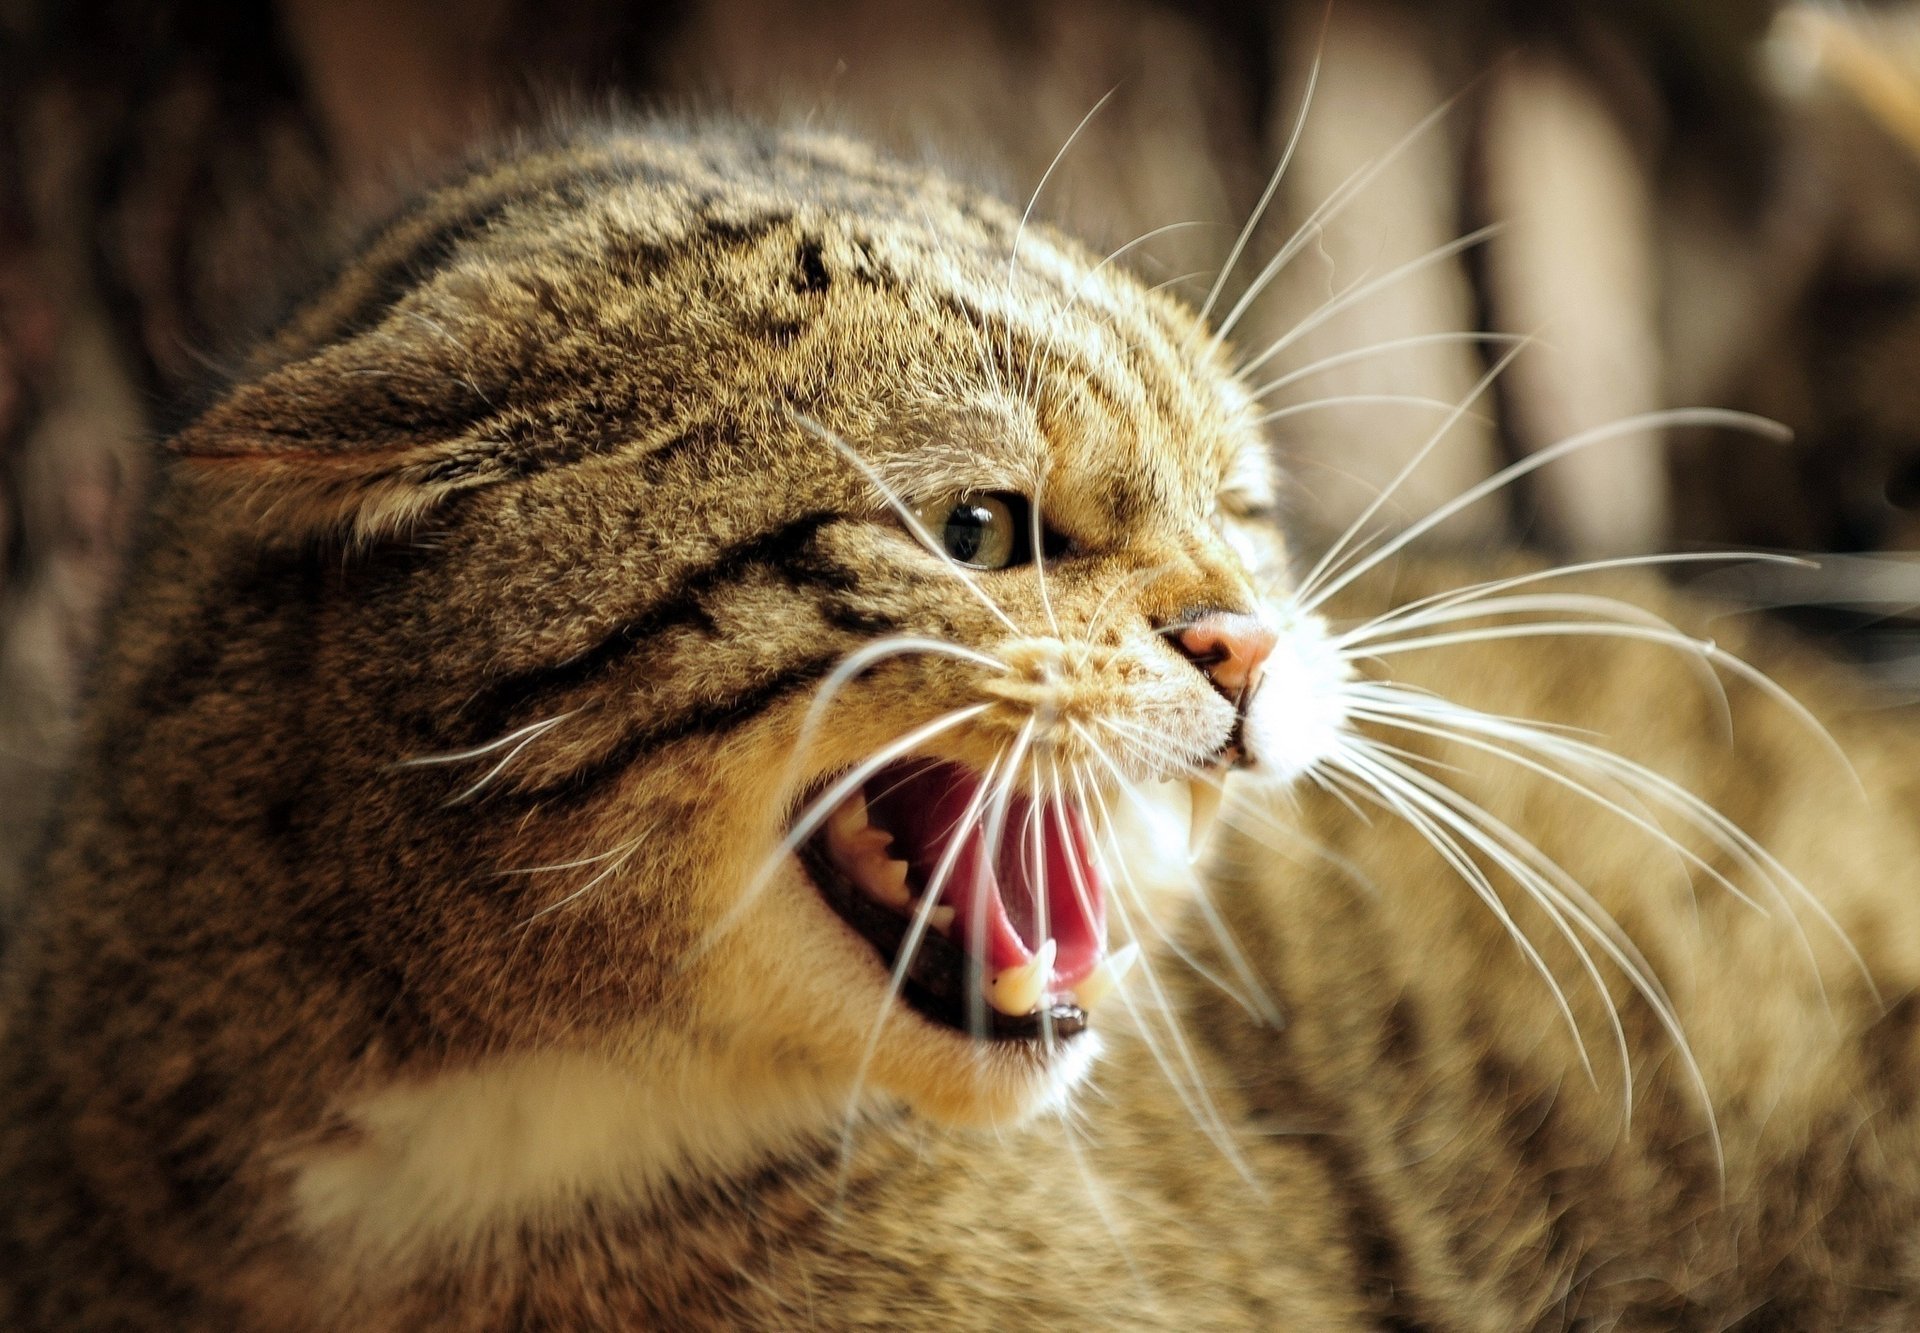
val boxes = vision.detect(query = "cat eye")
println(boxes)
[912,492,1031,570]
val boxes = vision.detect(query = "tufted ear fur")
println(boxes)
[168,298,536,547]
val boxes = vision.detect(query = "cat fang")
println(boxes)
[800,759,1142,1043]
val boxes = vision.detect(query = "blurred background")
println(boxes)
[4,0,1920,893]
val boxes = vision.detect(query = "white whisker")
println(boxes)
[1254,393,1497,427]
[1335,552,1814,645]
[513,827,656,928]
[1215,83,1478,342]
[1006,88,1120,295]
[1343,680,1868,999]
[1248,330,1531,402]
[1236,224,1504,382]
[1302,410,1793,614]
[1067,763,1261,1183]
[837,750,1011,1179]
[1196,8,1326,327]
[1330,740,1727,1174]
[1323,748,1609,1087]
[396,711,576,768]
[1294,340,1531,609]
[1345,618,1859,791]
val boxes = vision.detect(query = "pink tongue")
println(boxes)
[865,762,1106,988]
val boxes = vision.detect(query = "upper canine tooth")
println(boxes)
[1188,774,1225,861]
[987,938,1056,1017]
[826,788,871,848]
[1073,942,1140,1013]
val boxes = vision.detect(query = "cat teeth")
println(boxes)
[924,904,957,933]
[1188,772,1226,861]
[987,938,1057,1017]
[825,789,912,908]
[826,787,874,847]
[1072,943,1139,1013]
[866,856,912,908]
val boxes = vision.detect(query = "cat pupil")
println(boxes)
[943,505,992,563]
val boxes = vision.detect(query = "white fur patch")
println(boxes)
[1246,606,1350,781]
[288,1045,852,1273]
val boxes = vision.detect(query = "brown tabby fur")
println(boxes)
[8,121,1920,1330]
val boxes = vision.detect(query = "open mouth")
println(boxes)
[800,760,1127,1043]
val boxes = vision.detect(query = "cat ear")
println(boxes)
[169,328,518,546]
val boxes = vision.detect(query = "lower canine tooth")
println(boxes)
[987,938,1056,1017]
[1073,942,1140,1012]
[925,904,957,933]
[1188,773,1225,861]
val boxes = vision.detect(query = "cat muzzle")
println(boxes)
[798,759,1126,1042]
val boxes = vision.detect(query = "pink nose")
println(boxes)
[1175,612,1277,696]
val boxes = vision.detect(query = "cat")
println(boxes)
[6,117,1920,1330]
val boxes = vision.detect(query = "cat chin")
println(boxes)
[883,1030,1103,1129]
[777,869,1108,1121]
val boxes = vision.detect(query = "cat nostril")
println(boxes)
[1169,612,1277,698]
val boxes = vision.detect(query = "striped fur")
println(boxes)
[8,121,1920,1331]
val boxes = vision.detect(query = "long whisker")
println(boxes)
[1334,552,1814,645]
[971,718,1039,1037]
[1067,763,1260,1182]
[1247,330,1531,402]
[1254,393,1497,427]
[1082,719,1283,1025]
[1302,410,1793,613]
[1347,618,1859,789]
[775,635,1009,807]
[1196,4,1327,327]
[1236,224,1504,383]
[1340,591,1739,727]
[1214,82,1480,342]
[837,749,1011,1178]
[1344,699,1765,913]
[1006,86,1118,397]
[1332,741,1726,1172]
[1294,340,1531,609]
[1316,753,1603,1084]
[1006,87,1121,296]
[1345,680,1868,997]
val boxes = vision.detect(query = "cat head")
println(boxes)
[160,124,1346,1149]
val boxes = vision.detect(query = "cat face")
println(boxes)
[173,126,1346,1135]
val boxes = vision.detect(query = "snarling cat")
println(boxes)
[5,123,1920,1330]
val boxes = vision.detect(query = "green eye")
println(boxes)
[913,493,1026,569]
